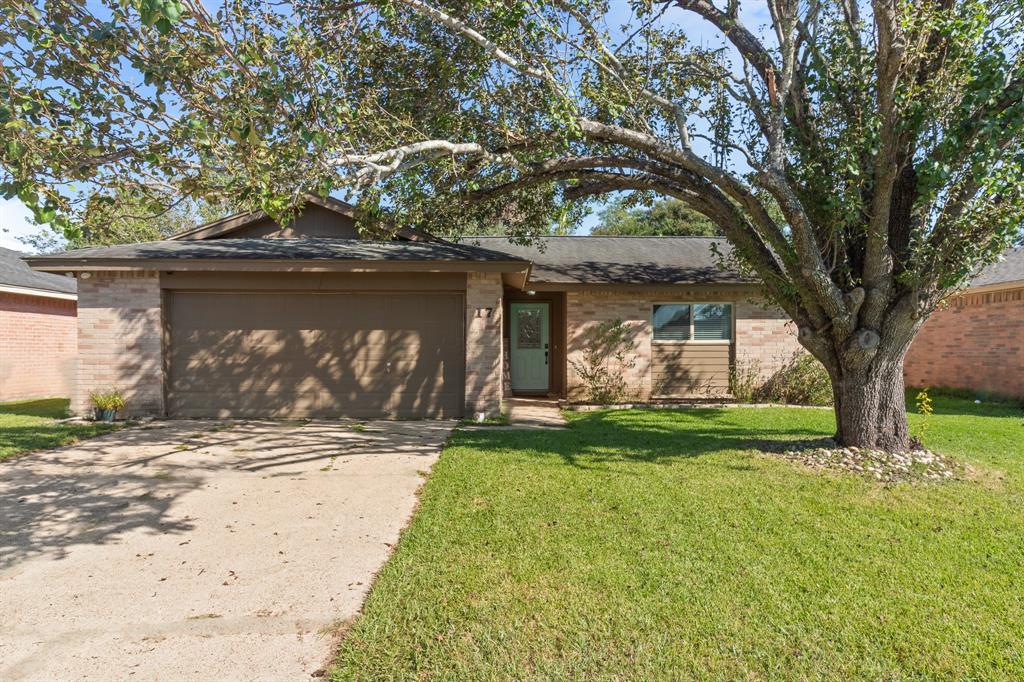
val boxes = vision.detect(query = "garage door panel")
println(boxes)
[168,291,464,418]
[172,329,394,353]
[168,389,466,420]
[170,372,396,394]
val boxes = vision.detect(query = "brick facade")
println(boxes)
[74,272,164,417]
[566,291,652,401]
[0,291,77,402]
[904,286,1024,398]
[65,269,813,417]
[733,298,804,378]
[565,288,802,401]
[465,272,504,416]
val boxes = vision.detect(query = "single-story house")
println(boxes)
[27,197,801,419]
[905,246,1024,399]
[0,246,78,402]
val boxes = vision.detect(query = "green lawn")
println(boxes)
[0,398,121,462]
[332,395,1024,680]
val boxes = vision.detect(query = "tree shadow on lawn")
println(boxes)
[455,408,830,469]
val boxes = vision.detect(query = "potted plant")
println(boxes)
[89,389,125,422]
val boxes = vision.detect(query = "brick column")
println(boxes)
[74,272,164,418]
[465,272,503,417]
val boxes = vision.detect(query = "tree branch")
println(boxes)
[329,140,489,185]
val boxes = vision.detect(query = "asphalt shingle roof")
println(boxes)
[25,239,528,264]
[972,246,1024,288]
[464,236,748,285]
[0,246,77,294]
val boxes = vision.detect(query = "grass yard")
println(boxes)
[332,395,1024,680]
[0,398,121,462]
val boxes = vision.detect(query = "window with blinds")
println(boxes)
[693,304,732,341]
[652,303,732,342]
[652,304,691,341]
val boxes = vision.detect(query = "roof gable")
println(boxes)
[170,196,436,242]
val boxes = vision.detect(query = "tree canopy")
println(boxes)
[592,197,720,236]
[18,190,228,252]
[2,0,1023,448]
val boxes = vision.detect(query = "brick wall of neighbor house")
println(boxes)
[565,289,802,401]
[0,292,77,402]
[74,272,164,417]
[904,286,1024,398]
[465,272,504,416]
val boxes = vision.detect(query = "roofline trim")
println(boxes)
[0,283,77,300]
[168,209,267,241]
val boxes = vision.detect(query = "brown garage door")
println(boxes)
[167,291,464,419]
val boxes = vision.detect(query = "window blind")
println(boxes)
[693,304,732,341]
[652,304,691,341]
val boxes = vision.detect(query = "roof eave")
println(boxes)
[523,280,758,291]
[26,257,531,276]
[0,282,77,300]
[965,278,1024,294]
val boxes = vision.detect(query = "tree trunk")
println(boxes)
[831,355,912,451]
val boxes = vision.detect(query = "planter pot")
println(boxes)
[94,408,117,422]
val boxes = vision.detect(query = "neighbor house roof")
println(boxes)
[464,236,749,286]
[970,246,1024,290]
[0,246,77,299]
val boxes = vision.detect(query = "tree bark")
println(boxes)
[830,355,912,451]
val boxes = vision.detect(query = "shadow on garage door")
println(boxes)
[166,291,465,419]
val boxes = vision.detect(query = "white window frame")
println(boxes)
[652,302,734,345]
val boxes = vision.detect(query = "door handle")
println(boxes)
[386,361,392,373]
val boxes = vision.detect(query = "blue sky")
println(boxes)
[1,0,772,251]
[0,199,36,251]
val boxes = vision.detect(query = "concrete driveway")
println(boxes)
[0,419,454,681]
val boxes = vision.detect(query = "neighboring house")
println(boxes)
[27,197,801,419]
[905,247,1024,399]
[0,246,78,402]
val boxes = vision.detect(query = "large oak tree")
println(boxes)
[593,197,721,236]
[2,0,1022,449]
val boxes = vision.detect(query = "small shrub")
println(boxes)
[736,353,833,406]
[758,354,833,406]
[915,387,934,442]
[569,319,638,405]
[729,358,762,403]
[88,388,126,412]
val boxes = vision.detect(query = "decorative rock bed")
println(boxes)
[773,440,961,483]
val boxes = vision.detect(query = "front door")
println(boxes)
[510,302,549,392]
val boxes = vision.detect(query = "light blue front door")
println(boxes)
[510,302,550,392]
